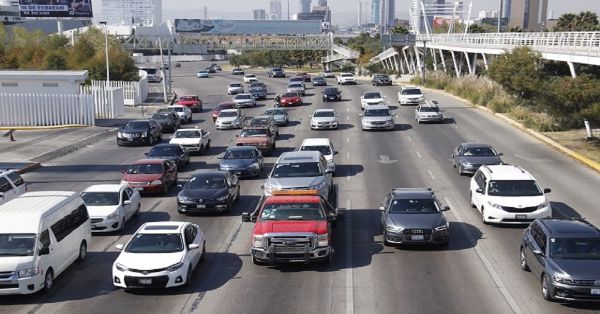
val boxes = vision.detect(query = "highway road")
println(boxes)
[1,61,599,313]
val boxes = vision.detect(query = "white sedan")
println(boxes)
[243,74,258,83]
[81,184,141,233]
[360,91,385,110]
[112,221,206,289]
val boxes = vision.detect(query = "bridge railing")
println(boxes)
[417,32,600,56]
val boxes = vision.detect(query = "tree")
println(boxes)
[43,53,67,70]
[541,75,600,128]
[488,47,544,98]
[553,11,599,31]
[390,26,409,34]
[554,13,578,31]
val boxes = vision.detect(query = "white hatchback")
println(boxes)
[81,184,141,233]
[112,221,206,289]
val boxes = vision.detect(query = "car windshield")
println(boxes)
[152,113,172,120]
[364,109,391,117]
[240,129,267,137]
[127,164,163,174]
[289,84,303,88]
[230,83,242,88]
[180,96,197,101]
[282,93,298,98]
[260,203,325,221]
[217,104,235,111]
[313,111,335,118]
[185,175,227,189]
[199,71,208,74]
[250,118,269,125]
[148,146,179,157]
[0,234,35,256]
[123,121,149,130]
[125,234,183,253]
[402,89,422,95]
[174,130,201,138]
[364,92,382,99]
[265,109,286,115]
[168,107,184,112]
[224,149,255,159]
[463,147,497,156]
[301,145,332,156]
[219,111,238,118]
[324,88,338,94]
[290,78,303,82]
[550,238,600,259]
[81,192,120,206]
[251,83,264,88]
[235,94,252,100]
[376,75,389,79]
[272,162,322,177]
[487,180,543,197]
[342,74,353,77]
[246,75,256,78]
[390,198,440,214]
[419,107,439,112]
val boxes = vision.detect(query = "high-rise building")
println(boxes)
[358,1,363,27]
[270,0,282,20]
[300,0,311,14]
[318,0,327,6]
[371,0,381,25]
[253,9,267,20]
[385,0,395,27]
[101,0,162,26]
[203,6,208,19]
[509,0,548,31]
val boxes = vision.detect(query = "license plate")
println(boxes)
[127,138,133,141]
[411,235,425,241]
[196,204,206,208]
[234,171,242,175]
[516,214,527,219]
[139,278,152,285]
[136,187,144,191]
[592,289,600,295]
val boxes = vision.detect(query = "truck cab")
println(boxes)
[235,127,276,156]
[242,190,337,265]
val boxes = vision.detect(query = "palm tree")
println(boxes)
[576,11,599,31]
[554,13,578,31]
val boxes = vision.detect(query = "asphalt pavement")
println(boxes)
[1,62,599,314]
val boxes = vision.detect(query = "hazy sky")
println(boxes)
[93,0,600,27]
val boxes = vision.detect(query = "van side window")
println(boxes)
[51,205,89,242]
[7,172,25,187]
[122,190,130,202]
[39,230,50,249]
[0,177,13,193]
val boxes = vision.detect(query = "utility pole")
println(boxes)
[159,37,167,104]
[421,40,427,85]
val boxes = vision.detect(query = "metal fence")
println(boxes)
[90,77,148,106]
[0,93,95,126]
[80,86,125,119]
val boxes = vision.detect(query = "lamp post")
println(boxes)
[98,21,110,87]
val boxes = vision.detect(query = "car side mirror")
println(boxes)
[120,170,126,174]
[543,188,551,193]
[327,215,336,222]
[442,206,450,211]
[177,184,183,189]
[334,151,339,155]
[359,114,363,117]
[532,248,543,256]
[498,153,504,156]
[476,188,483,194]
[115,244,124,251]
[144,153,148,156]
[326,169,333,174]
[379,206,385,211]
[241,212,253,222]
[123,200,132,205]
[188,243,200,250]
[38,247,50,256]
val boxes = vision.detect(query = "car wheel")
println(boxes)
[43,269,54,291]
[77,241,87,262]
[542,274,555,301]
[206,140,211,150]
[134,203,140,217]
[158,133,163,142]
[185,266,192,286]
[383,231,392,247]
[457,165,463,176]
[162,184,169,195]
[119,217,126,231]
[200,241,206,263]
[481,207,490,225]
[520,248,530,271]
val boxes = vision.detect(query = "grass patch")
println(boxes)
[544,130,600,165]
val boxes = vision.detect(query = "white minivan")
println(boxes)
[0,191,92,295]
[0,170,27,206]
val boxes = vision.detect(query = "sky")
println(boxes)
[93,0,600,27]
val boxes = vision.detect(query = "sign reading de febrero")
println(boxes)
[19,0,93,18]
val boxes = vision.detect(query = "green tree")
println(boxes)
[553,11,599,31]
[488,47,544,98]
[541,75,600,128]
[43,52,67,70]
[390,26,409,34]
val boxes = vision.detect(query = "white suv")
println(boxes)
[398,86,424,105]
[337,73,356,85]
[299,138,338,174]
[469,165,552,225]
[0,170,27,206]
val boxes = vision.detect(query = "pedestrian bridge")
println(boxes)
[371,32,600,78]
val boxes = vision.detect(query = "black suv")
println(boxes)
[151,112,181,133]
[520,218,600,302]
[117,120,162,146]
[267,68,285,78]
[322,87,342,102]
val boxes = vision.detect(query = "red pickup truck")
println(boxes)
[177,95,202,113]
[235,127,276,156]
[242,190,338,265]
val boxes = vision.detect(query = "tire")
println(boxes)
[520,248,530,271]
[185,266,192,286]
[119,217,126,231]
[542,274,555,301]
[43,269,54,291]
[162,184,169,195]
[457,165,463,176]
[200,241,206,263]
[481,207,490,225]
[383,231,392,247]
[469,192,476,208]
[77,241,87,262]
[206,140,211,150]
[134,204,140,217]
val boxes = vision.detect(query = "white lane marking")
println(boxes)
[346,107,350,112]
[406,135,413,143]
[347,115,350,121]
[427,170,435,180]
[443,196,522,314]
[345,198,354,314]
[346,151,351,159]
[346,137,350,144]
[415,151,422,158]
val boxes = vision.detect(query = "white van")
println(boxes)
[0,170,27,206]
[140,66,162,83]
[0,191,92,295]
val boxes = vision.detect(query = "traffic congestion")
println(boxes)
[0,61,599,313]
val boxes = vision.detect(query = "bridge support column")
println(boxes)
[450,50,460,77]
[414,46,423,75]
[482,53,489,71]
[439,49,447,73]
[431,48,438,71]
[402,48,412,74]
[464,52,475,75]
[567,62,577,78]
[393,54,400,73]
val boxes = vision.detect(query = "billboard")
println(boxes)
[19,0,93,18]
[174,19,322,35]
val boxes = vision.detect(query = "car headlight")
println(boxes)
[18,267,39,278]
[252,235,265,248]
[115,263,128,272]
[107,210,119,221]
[118,132,123,137]
[178,195,192,202]
[553,274,574,285]
[462,162,473,167]
[434,222,449,231]
[249,162,260,169]
[151,180,162,185]
[141,132,148,137]
[487,201,503,210]
[263,183,276,194]
[317,234,329,247]
[537,201,549,210]
[216,195,229,202]
[386,225,402,233]
[167,262,184,272]
[310,180,327,192]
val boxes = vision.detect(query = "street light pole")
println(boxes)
[99,22,110,87]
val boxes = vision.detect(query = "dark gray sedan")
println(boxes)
[452,143,503,175]
[263,108,289,126]
[144,143,190,169]
[380,188,450,247]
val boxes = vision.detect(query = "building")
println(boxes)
[297,6,331,24]
[371,0,381,25]
[270,0,282,20]
[100,0,162,26]
[203,6,208,20]
[300,0,311,14]
[253,9,267,20]
[478,10,498,19]
[508,0,548,31]
[0,0,22,25]
[318,0,327,6]
[384,0,395,28]
[0,70,88,95]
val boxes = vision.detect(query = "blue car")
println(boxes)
[219,146,264,178]
[196,70,209,78]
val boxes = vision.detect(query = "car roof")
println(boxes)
[176,128,203,132]
[191,170,227,177]
[252,115,271,119]
[364,104,390,110]
[151,143,180,148]
[132,159,165,165]
[128,119,150,123]
[139,221,187,234]
[83,184,126,193]
[220,109,239,113]
[539,218,600,237]
[180,95,198,98]
[341,72,353,75]
[391,188,435,199]
[314,109,335,113]
[278,150,321,162]
[0,191,78,233]
[229,83,242,86]
[167,105,186,109]
[301,138,331,146]
[461,142,493,148]
[402,86,420,90]
[235,93,252,96]
[226,146,256,152]
[480,165,534,180]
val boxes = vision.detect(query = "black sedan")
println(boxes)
[312,76,327,86]
[372,73,392,86]
[218,146,264,178]
[152,112,181,133]
[117,120,162,146]
[205,67,216,73]
[452,143,503,175]
[177,171,240,214]
[144,143,190,169]
[322,87,342,102]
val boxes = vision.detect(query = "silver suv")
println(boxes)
[415,101,443,123]
[263,151,333,200]
[360,104,395,131]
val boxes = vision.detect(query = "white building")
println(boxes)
[100,0,162,26]
[0,70,88,95]
[270,0,282,20]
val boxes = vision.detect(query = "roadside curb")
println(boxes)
[0,125,89,131]
[407,83,600,174]
[30,127,119,165]
[17,162,41,174]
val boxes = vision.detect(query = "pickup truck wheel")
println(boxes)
[383,231,392,246]
[43,269,54,291]
[252,255,266,266]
